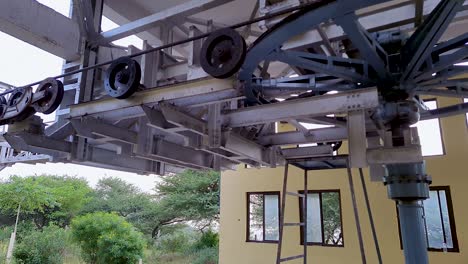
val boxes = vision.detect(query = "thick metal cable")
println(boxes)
[358,168,383,264]
[346,161,367,264]
[8,1,333,94]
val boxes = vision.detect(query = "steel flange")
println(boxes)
[32,78,65,114]
[104,57,142,99]
[200,28,246,79]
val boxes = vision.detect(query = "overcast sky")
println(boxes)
[0,0,156,192]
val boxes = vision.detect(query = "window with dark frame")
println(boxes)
[246,192,280,243]
[397,186,459,252]
[299,190,343,246]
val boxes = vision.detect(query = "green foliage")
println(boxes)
[156,230,193,253]
[193,230,219,250]
[192,247,219,264]
[13,225,68,264]
[0,175,92,228]
[154,170,220,235]
[71,212,145,264]
[85,177,152,217]
[321,192,342,245]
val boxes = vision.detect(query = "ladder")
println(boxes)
[276,162,308,264]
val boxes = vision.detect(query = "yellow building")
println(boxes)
[219,96,467,264]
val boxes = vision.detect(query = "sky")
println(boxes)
[0,0,156,193]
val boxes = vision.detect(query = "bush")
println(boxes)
[156,230,193,253]
[193,230,219,250]
[13,225,67,264]
[71,212,145,264]
[193,247,218,264]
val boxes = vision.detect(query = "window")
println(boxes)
[299,190,343,246]
[411,100,444,156]
[247,192,280,242]
[397,186,459,252]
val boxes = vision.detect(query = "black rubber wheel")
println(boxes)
[32,78,64,114]
[200,28,246,79]
[104,57,141,99]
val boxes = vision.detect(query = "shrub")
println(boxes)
[193,247,218,264]
[156,230,192,253]
[193,230,219,250]
[13,225,67,264]
[71,212,145,264]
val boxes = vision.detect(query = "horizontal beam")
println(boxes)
[70,78,234,117]
[257,127,348,146]
[97,0,232,44]
[281,145,332,159]
[0,0,80,60]
[223,88,379,127]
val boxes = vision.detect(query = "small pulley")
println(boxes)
[104,57,141,99]
[200,28,246,79]
[1,87,36,124]
[32,78,64,114]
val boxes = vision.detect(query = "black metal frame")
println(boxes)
[246,191,281,243]
[297,189,344,247]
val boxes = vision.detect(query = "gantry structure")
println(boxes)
[0,0,467,263]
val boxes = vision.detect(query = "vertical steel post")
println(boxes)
[303,170,308,264]
[384,162,431,264]
[398,201,429,264]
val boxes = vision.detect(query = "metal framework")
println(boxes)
[1,0,468,263]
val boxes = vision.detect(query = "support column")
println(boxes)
[384,161,431,264]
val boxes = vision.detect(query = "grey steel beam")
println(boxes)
[335,13,389,80]
[3,132,71,156]
[281,145,332,159]
[420,101,468,120]
[257,127,348,146]
[348,110,368,168]
[0,0,80,60]
[70,78,234,117]
[269,51,370,83]
[415,88,468,98]
[223,88,379,127]
[96,0,233,44]
[401,0,465,81]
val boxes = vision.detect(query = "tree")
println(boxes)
[152,170,220,236]
[71,212,145,264]
[84,177,152,218]
[0,175,92,229]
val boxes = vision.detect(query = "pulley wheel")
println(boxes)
[104,57,141,99]
[200,28,246,79]
[0,96,7,118]
[33,78,64,114]
[6,88,36,123]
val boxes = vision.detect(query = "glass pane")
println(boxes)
[424,191,445,248]
[306,193,322,243]
[321,192,343,245]
[439,191,453,248]
[264,195,279,240]
[411,100,444,156]
[249,194,264,241]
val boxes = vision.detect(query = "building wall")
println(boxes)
[219,96,468,264]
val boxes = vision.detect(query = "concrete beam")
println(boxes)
[0,0,80,60]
